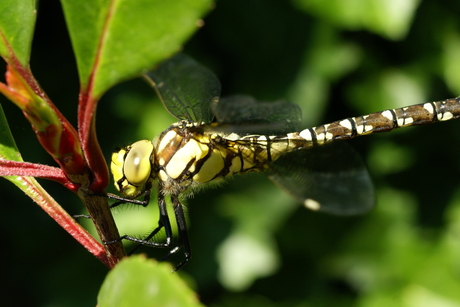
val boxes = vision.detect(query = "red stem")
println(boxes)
[0,159,78,191]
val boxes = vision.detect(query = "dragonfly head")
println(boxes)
[111,140,155,198]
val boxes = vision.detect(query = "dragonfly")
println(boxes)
[108,53,460,271]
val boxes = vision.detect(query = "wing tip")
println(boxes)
[304,198,321,211]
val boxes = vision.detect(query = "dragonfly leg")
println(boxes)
[104,192,173,250]
[127,193,173,254]
[159,194,191,271]
[106,189,151,209]
[73,214,91,219]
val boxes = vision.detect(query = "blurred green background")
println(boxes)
[2,0,460,306]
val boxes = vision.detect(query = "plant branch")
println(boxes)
[0,41,125,267]
[0,159,78,191]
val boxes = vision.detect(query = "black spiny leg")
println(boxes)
[106,189,151,209]
[160,194,191,272]
[74,189,152,219]
[104,192,173,250]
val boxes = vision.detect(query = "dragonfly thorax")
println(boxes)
[155,125,230,192]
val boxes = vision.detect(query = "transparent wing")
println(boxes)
[266,142,374,215]
[210,95,302,135]
[143,54,221,123]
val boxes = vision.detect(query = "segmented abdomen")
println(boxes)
[229,97,460,169]
[159,97,460,183]
[290,97,460,146]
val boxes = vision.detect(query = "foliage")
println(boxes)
[1,0,460,306]
[98,256,204,307]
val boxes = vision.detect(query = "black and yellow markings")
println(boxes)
[111,97,460,246]
[289,97,460,146]
[113,97,460,203]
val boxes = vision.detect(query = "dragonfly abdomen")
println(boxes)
[290,97,460,146]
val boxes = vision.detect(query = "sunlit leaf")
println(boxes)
[61,0,213,98]
[0,102,27,208]
[347,68,427,114]
[215,180,296,290]
[98,256,204,307]
[0,103,21,162]
[293,0,420,40]
[287,25,362,124]
[442,32,460,94]
[0,0,36,65]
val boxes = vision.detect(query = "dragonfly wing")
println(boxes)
[143,54,220,123]
[266,142,374,215]
[212,95,302,135]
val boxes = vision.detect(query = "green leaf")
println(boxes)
[0,102,38,200]
[59,0,109,92]
[0,0,36,65]
[0,102,44,199]
[98,256,205,307]
[442,31,460,94]
[216,179,297,290]
[293,0,420,40]
[0,103,21,162]
[61,0,213,98]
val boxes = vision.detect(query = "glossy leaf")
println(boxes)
[98,256,204,307]
[61,0,213,98]
[0,0,36,65]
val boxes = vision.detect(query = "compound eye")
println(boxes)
[123,140,154,186]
